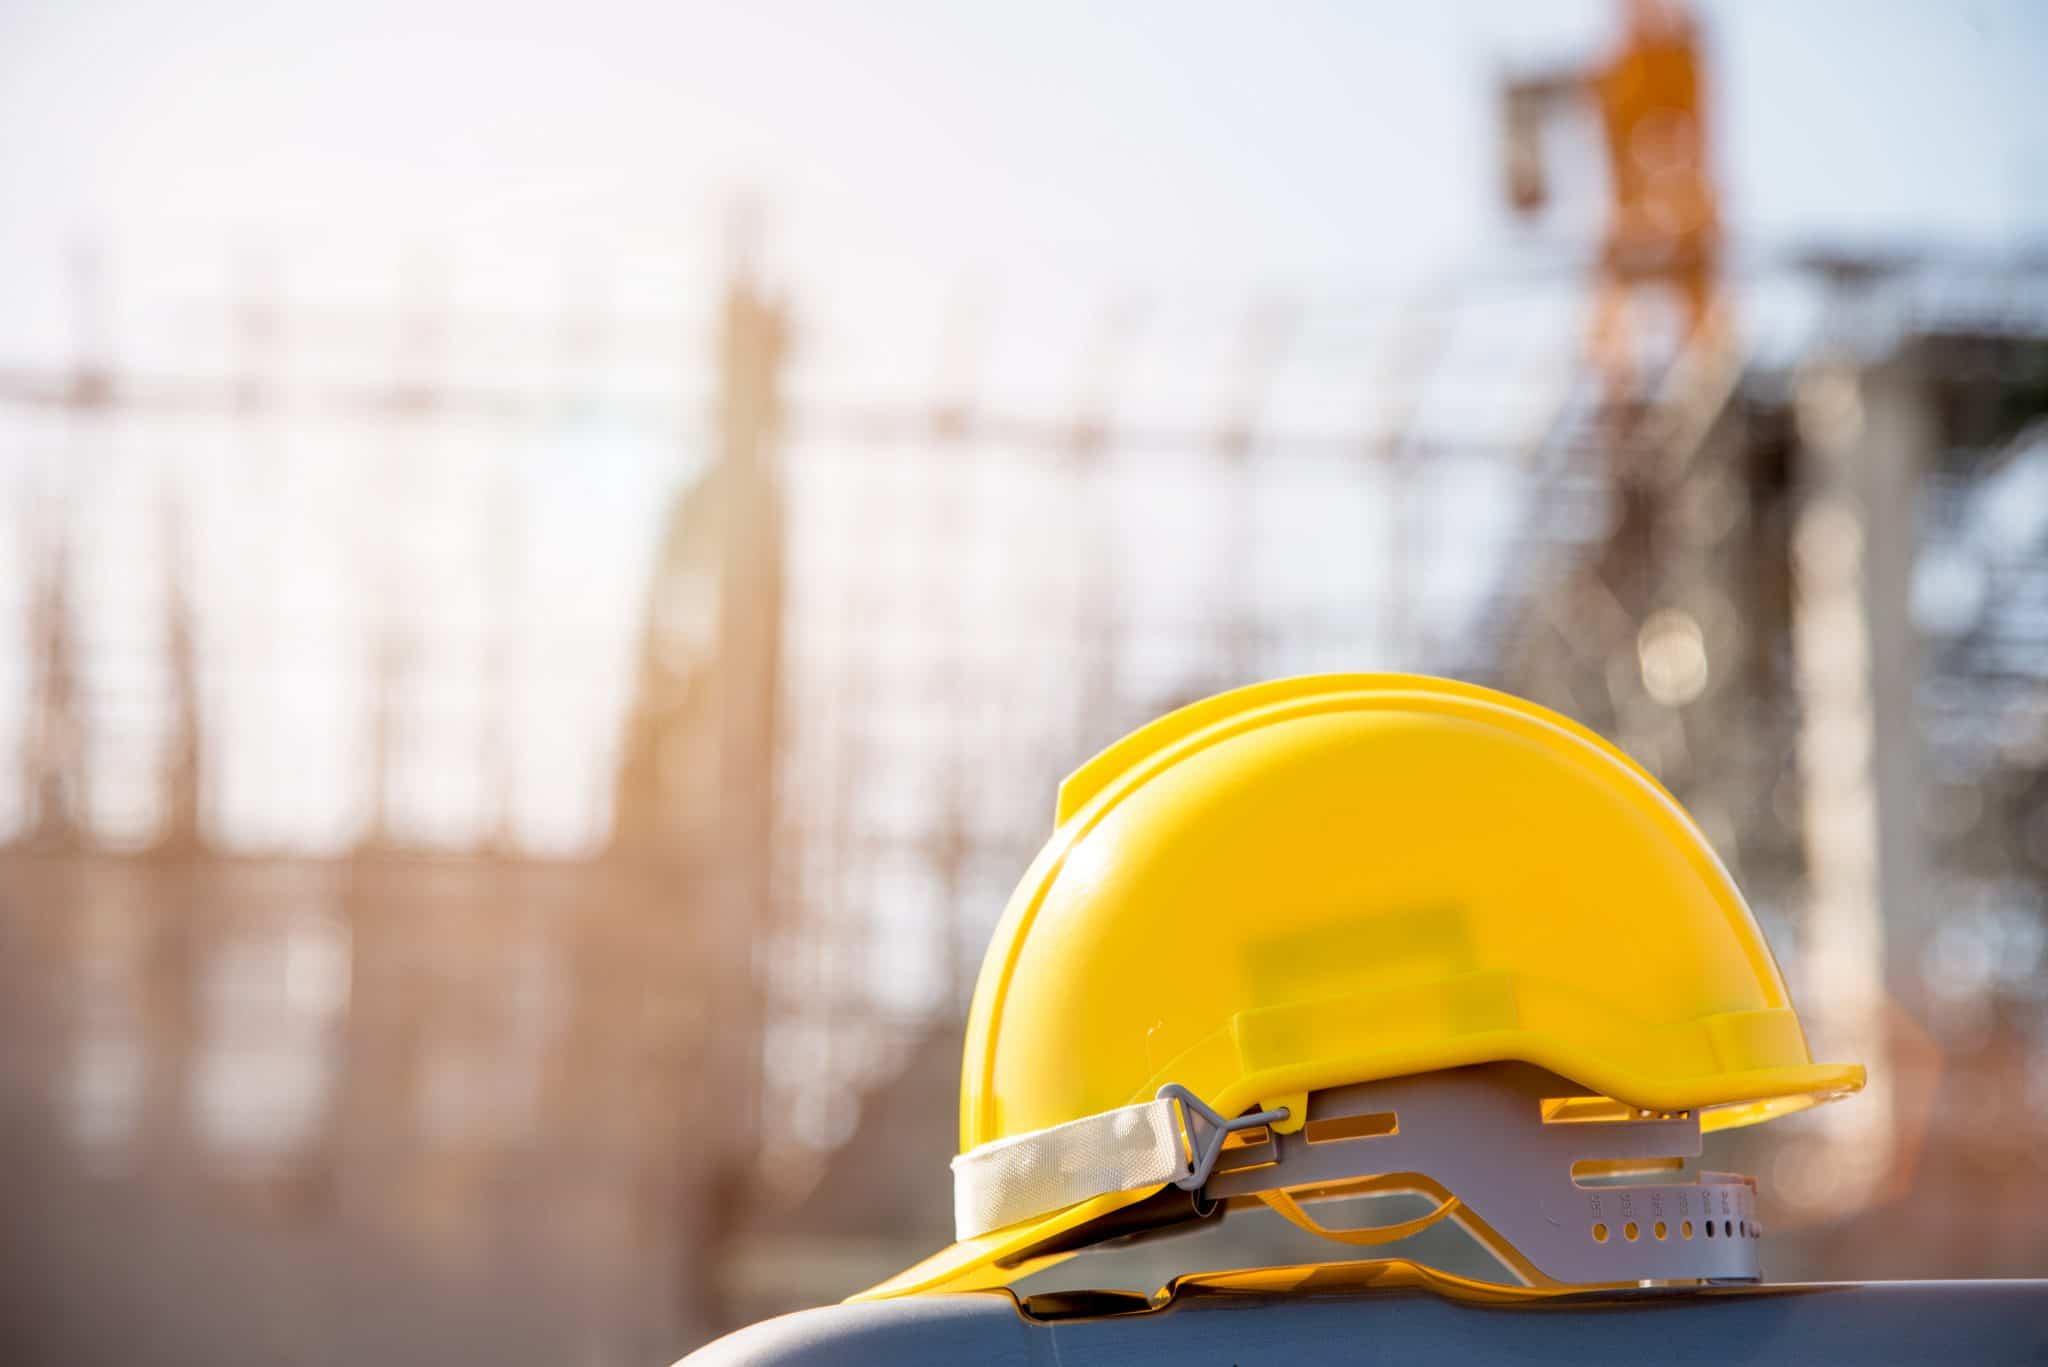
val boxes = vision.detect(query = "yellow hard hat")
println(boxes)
[858,674,1863,1300]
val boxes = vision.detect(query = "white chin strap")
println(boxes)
[950,1087,1284,1241]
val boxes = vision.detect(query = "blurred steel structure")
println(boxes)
[2,241,2047,1364]
[1481,280,2048,1281]
[0,242,761,1364]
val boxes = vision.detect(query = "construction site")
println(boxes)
[2,4,2046,1363]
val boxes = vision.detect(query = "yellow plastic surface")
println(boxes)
[855,675,1863,1302]
[1161,1256,1571,1306]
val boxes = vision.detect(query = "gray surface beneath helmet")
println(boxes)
[679,1280,2048,1366]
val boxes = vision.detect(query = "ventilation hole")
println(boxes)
[1681,1220,1694,1239]
[1571,1156,1686,1182]
[1592,1223,1609,1243]
[1723,1220,1734,1238]
[1705,1221,1715,1238]
[1303,1111,1398,1144]
[1542,1096,1636,1124]
[1653,1221,1668,1240]
[1623,1222,1639,1242]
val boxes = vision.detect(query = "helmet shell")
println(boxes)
[862,675,1861,1300]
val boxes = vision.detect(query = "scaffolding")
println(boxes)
[2,236,2046,1358]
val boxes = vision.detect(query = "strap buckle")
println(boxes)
[1156,1083,1291,1191]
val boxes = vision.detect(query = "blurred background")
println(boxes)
[3,0,2047,1361]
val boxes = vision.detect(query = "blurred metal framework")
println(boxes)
[2,241,2047,1360]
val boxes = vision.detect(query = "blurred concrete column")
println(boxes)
[699,252,789,1328]
[715,252,788,1045]
[1791,344,1932,1205]
[608,230,790,1341]
[1852,350,1935,1006]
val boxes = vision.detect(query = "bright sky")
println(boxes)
[1,0,2043,288]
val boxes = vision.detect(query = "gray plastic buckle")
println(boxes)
[1156,1084,1291,1192]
